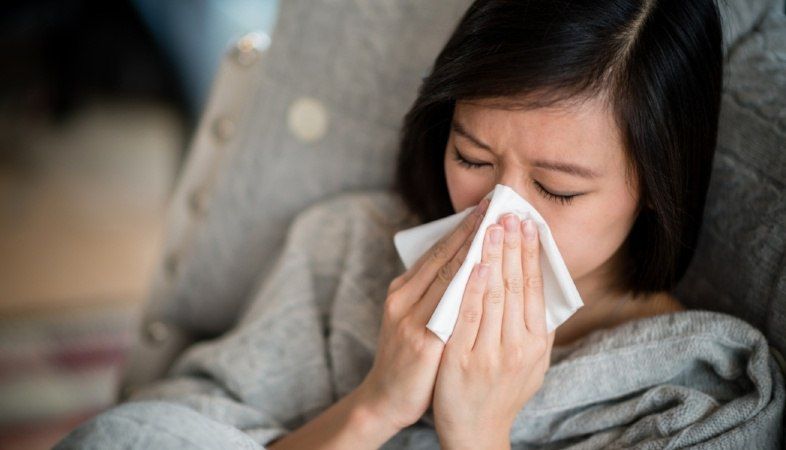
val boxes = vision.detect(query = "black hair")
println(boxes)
[393,0,724,297]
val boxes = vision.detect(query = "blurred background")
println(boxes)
[0,1,279,448]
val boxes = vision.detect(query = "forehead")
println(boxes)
[453,95,626,171]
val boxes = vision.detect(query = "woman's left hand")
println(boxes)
[432,214,556,450]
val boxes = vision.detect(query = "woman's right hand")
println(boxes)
[355,198,491,432]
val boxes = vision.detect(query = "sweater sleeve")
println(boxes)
[55,201,351,449]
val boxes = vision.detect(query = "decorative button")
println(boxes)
[120,384,137,400]
[212,116,235,143]
[164,253,180,278]
[232,31,271,67]
[188,188,209,218]
[287,97,329,143]
[143,320,171,345]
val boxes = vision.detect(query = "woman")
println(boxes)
[57,0,784,449]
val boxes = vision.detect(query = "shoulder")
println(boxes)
[560,309,770,359]
[280,190,418,293]
[280,190,418,329]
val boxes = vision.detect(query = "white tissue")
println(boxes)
[393,184,584,342]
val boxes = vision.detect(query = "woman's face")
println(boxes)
[443,95,641,296]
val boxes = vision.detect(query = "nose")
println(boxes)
[497,172,530,202]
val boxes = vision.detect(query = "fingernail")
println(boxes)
[503,214,518,233]
[490,225,503,244]
[523,220,536,240]
[478,198,489,214]
[478,263,490,278]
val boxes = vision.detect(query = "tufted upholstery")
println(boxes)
[120,0,786,399]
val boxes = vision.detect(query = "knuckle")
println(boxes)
[457,352,473,371]
[387,275,404,294]
[437,262,454,283]
[504,276,524,295]
[524,274,543,290]
[383,293,402,317]
[431,242,450,262]
[479,353,499,373]
[384,290,401,306]
[460,216,475,234]
[462,308,482,324]
[456,240,472,262]
[398,318,422,346]
[486,251,502,263]
[504,346,526,369]
[486,285,505,304]
[505,234,519,249]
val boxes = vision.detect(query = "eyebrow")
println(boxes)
[451,119,603,179]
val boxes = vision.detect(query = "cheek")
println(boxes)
[548,192,638,280]
[552,219,615,280]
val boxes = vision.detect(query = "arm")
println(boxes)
[267,385,400,449]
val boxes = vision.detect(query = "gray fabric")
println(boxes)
[54,401,262,450]
[58,192,785,449]
[673,1,786,357]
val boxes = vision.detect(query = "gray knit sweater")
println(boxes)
[57,190,785,449]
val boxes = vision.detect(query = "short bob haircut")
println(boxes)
[393,0,724,298]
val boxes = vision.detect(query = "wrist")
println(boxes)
[440,435,510,450]
[437,423,511,450]
[347,386,403,442]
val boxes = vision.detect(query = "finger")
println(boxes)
[500,214,526,345]
[546,330,556,354]
[405,198,490,284]
[540,331,556,373]
[474,224,505,352]
[398,198,489,299]
[447,262,489,353]
[411,199,488,324]
[521,219,547,335]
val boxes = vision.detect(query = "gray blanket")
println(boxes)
[56,191,785,449]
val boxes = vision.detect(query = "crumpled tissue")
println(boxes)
[393,184,584,342]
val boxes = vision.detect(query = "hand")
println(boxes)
[432,214,556,449]
[355,198,491,432]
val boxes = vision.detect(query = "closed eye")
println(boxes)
[532,180,579,205]
[452,146,489,169]
[452,146,581,205]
